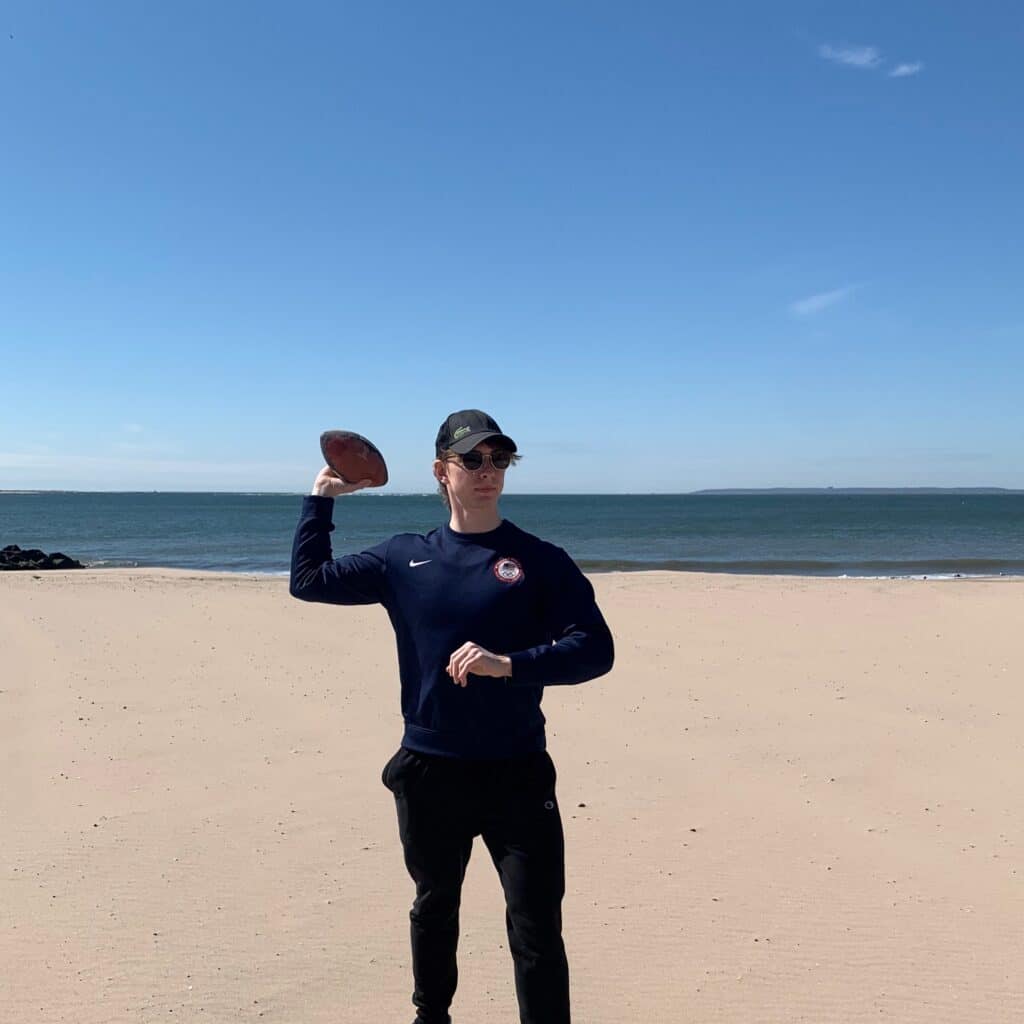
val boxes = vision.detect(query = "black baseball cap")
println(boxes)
[435,409,517,456]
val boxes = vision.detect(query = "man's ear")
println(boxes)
[432,459,447,486]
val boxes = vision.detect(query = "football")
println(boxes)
[319,430,389,488]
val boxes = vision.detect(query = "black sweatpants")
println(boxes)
[382,746,570,1024]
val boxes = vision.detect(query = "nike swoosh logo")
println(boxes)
[409,559,432,568]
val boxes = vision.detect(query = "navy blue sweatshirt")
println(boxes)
[290,496,614,759]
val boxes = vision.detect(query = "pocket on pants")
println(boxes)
[510,750,558,805]
[527,750,557,792]
[381,747,430,796]
[541,750,557,790]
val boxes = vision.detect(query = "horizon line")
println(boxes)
[3,487,1023,496]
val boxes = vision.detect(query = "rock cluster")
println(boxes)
[1,545,84,571]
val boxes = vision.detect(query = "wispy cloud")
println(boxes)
[789,285,857,317]
[821,450,992,466]
[0,451,302,488]
[111,441,185,456]
[0,452,255,472]
[818,44,924,79]
[818,44,881,70]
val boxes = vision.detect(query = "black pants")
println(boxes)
[382,746,570,1024]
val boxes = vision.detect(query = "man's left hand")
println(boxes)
[447,642,512,687]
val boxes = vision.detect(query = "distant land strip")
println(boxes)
[692,487,1023,495]
[2,487,1023,496]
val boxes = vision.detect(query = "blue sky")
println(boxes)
[2,1,1021,493]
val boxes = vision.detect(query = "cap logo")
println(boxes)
[493,557,524,584]
[453,425,472,440]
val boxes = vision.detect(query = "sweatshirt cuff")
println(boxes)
[302,494,336,522]
[507,649,546,687]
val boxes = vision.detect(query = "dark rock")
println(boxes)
[48,554,83,569]
[0,545,84,570]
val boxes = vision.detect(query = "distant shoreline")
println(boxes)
[691,487,1024,495]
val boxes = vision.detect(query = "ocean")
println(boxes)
[3,491,1024,578]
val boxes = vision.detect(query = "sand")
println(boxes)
[2,568,1022,1023]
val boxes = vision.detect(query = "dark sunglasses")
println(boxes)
[445,450,514,471]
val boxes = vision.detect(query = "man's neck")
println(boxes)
[448,505,502,534]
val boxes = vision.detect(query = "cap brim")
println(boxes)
[448,430,517,455]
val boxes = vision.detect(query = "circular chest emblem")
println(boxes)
[493,557,524,584]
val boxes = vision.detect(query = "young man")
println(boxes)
[290,409,614,1024]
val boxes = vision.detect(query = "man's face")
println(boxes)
[434,441,508,512]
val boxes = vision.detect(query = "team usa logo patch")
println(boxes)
[493,557,524,584]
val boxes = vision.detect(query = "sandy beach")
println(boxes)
[2,568,1021,1023]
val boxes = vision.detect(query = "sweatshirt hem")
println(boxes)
[401,722,546,760]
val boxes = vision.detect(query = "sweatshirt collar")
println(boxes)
[442,519,511,544]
